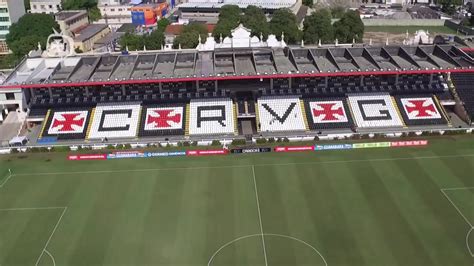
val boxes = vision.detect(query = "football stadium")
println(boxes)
[0,39,474,265]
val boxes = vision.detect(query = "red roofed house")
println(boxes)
[164,23,215,50]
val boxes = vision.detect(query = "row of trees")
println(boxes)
[119,19,169,51]
[304,9,364,44]
[212,5,364,45]
[213,5,303,44]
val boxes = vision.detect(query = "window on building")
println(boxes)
[0,8,8,13]
[32,5,37,9]
[6,93,14,100]
[110,8,115,11]
[0,17,9,22]
[0,26,9,30]
[49,5,53,9]
[40,5,45,9]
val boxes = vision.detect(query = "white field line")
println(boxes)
[35,207,68,266]
[207,233,328,266]
[0,173,13,188]
[440,186,474,191]
[44,249,56,266]
[440,188,474,228]
[252,165,268,266]
[0,207,66,211]
[440,187,474,257]
[10,153,474,177]
[466,228,474,257]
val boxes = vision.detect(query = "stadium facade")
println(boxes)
[0,42,474,143]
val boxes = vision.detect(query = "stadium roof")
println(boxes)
[1,45,474,89]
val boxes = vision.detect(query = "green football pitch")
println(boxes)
[0,137,473,266]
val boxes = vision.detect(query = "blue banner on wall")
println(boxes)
[131,11,145,25]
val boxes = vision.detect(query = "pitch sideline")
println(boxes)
[9,153,474,177]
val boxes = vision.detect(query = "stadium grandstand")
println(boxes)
[0,41,474,145]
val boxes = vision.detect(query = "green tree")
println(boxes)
[269,8,302,44]
[218,5,241,24]
[62,0,97,10]
[241,5,270,40]
[119,32,145,51]
[87,6,102,22]
[62,0,101,22]
[157,18,170,32]
[435,0,462,15]
[302,0,314,6]
[213,5,241,41]
[145,30,165,50]
[303,8,333,44]
[333,10,364,43]
[173,23,207,49]
[330,6,345,18]
[6,14,59,58]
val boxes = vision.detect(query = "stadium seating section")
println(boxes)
[257,96,307,132]
[88,103,141,140]
[40,108,92,140]
[451,73,474,121]
[37,85,456,140]
[395,95,448,126]
[348,93,404,128]
[189,98,236,135]
[303,98,354,130]
[138,104,186,137]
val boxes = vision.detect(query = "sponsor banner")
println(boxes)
[107,151,145,159]
[314,144,353,151]
[352,142,391,149]
[274,146,314,152]
[186,150,229,156]
[391,140,429,147]
[67,154,107,161]
[145,151,187,157]
[231,148,272,154]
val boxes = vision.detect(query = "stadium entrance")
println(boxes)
[235,91,258,137]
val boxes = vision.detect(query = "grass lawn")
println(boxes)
[365,26,459,35]
[0,136,473,265]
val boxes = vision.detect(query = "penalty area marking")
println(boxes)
[207,233,328,266]
[1,171,68,266]
[440,187,474,257]
[34,207,67,266]
[0,207,68,265]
